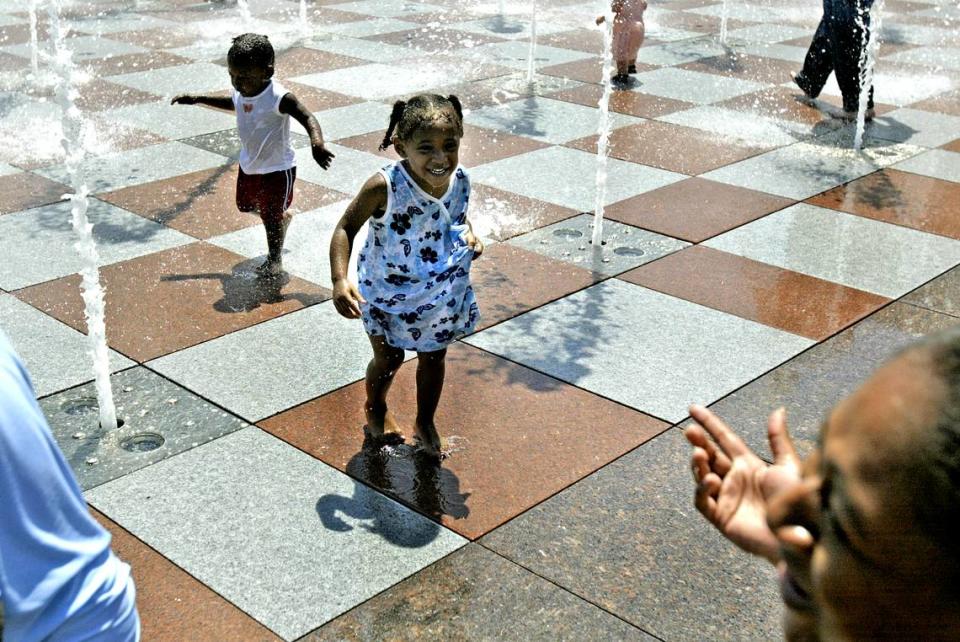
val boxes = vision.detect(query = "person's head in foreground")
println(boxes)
[686,327,960,641]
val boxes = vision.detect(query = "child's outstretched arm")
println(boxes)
[170,94,234,111]
[280,93,335,170]
[464,218,484,259]
[329,174,386,319]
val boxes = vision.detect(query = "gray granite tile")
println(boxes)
[885,46,960,70]
[893,148,960,184]
[109,61,231,96]
[181,128,310,160]
[0,197,194,290]
[471,146,685,213]
[867,108,960,148]
[2,35,147,62]
[446,17,575,41]
[657,105,816,147]
[0,294,134,398]
[310,543,655,641]
[40,366,248,490]
[315,17,419,38]
[465,279,813,423]
[315,101,393,141]
[702,303,960,459]
[814,66,958,107]
[106,101,237,140]
[294,143,386,196]
[704,203,960,298]
[506,213,689,276]
[329,0,446,18]
[86,427,466,641]
[481,429,783,641]
[460,41,594,72]
[634,36,735,66]
[146,303,410,422]
[903,266,960,318]
[631,67,768,104]
[297,41,421,66]
[467,96,641,144]
[35,141,229,193]
[724,24,811,43]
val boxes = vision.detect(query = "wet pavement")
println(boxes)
[1,0,959,638]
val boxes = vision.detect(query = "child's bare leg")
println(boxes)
[258,211,291,276]
[365,334,405,443]
[413,348,446,458]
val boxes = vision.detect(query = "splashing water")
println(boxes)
[237,0,252,24]
[593,17,614,247]
[719,0,730,44]
[46,1,118,432]
[299,0,308,32]
[29,0,40,75]
[854,0,884,152]
[526,0,538,82]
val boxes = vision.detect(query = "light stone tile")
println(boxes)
[316,101,393,141]
[314,17,420,38]
[631,67,767,104]
[0,294,134,398]
[459,41,594,71]
[702,136,924,200]
[704,203,960,298]
[893,148,960,183]
[85,427,466,640]
[106,101,236,140]
[35,141,228,193]
[506,213,689,276]
[633,37,734,66]
[292,61,452,98]
[657,105,813,147]
[866,108,960,148]
[815,68,958,107]
[0,197,194,290]
[465,279,813,423]
[68,13,180,34]
[724,23,812,43]
[0,13,21,27]
[471,145,686,212]
[642,24,702,42]
[295,143,385,196]
[737,42,809,64]
[467,96,641,144]
[301,38,423,64]
[1,35,147,61]
[146,304,410,422]
[329,0,447,17]
[109,62,232,97]
[446,17,574,41]
[880,27,957,48]
[208,199,363,290]
[0,161,20,176]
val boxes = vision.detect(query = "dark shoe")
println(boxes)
[792,72,817,100]
[611,73,629,86]
[627,64,637,74]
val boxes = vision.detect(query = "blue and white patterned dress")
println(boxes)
[357,161,480,352]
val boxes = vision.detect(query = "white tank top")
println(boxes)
[232,79,296,175]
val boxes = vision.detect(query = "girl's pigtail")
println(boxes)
[379,100,406,150]
[446,94,464,124]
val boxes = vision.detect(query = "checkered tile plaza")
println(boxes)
[2,0,959,638]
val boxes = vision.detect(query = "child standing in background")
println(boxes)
[597,0,648,85]
[173,33,335,277]
[329,94,482,460]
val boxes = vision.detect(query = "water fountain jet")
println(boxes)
[854,0,884,152]
[592,16,614,248]
[525,0,538,83]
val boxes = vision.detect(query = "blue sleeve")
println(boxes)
[0,332,138,641]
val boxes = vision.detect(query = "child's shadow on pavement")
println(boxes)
[316,443,470,547]
[160,258,326,314]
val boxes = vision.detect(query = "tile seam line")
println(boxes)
[476,540,668,642]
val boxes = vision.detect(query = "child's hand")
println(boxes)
[332,278,365,319]
[171,95,196,105]
[595,15,605,24]
[465,230,484,259]
[313,143,335,170]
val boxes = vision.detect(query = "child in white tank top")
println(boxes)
[329,94,483,460]
[172,33,335,277]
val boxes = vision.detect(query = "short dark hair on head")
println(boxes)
[906,327,960,588]
[379,94,464,151]
[228,33,274,69]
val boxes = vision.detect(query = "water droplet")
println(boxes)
[122,386,133,392]
[72,432,86,439]
[86,457,98,465]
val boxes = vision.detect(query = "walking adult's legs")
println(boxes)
[795,9,834,98]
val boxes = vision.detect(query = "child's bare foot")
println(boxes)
[364,404,405,445]
[413,422,445,459]
[255,258,284,278]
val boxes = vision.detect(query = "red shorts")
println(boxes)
[236,166,296,225]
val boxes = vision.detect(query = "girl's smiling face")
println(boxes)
[394,117,461,198]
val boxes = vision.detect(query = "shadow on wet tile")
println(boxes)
[42,367,248,491]
[903,266,960,318]
[305,544,655,641]
[259,342,668,539]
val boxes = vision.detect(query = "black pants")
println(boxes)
[795,0,875,112]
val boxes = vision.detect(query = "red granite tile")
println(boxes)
[621,245,890,340]
[469,183,580,240]
[282,81,362,113]
[549,83,693,118]
[603,177,793,243]
[364,27,505,53]
[943,139,960,153]
[470,243,600,330]
[538,28,605,54]
[566,120,770,175]
[807,169,960,240]
[81,51,195,77]
[275,47,367,79]
[912,90,960,118]
[75,79,159,112]
[0,51,28,71]
[15,242,330,362]
[99,165,346,239]
[680,53,799,85]
[259,342,668,540]
[94,511,281,641]
[716,85,896,126]
[106,26,202,49]
[654,10,726,32]
[0,172,70,215]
